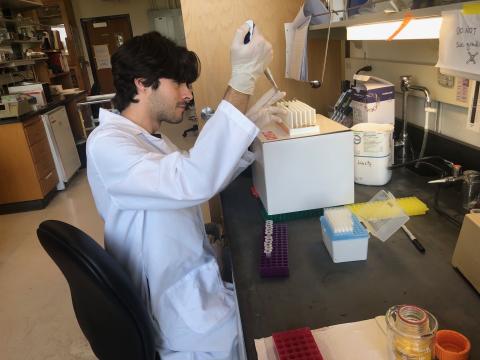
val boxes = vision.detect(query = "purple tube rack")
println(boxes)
[260,223,289,277]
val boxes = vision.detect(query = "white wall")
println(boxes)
[71,0,179,85]
[348,39,480,149]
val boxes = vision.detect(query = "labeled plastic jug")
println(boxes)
[352,123,394,186]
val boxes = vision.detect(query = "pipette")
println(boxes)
[244,20,280,92]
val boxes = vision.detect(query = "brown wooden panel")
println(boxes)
[30,138,56,179]
[34,61,51,84]
[65,95,87,141]
[35,155,56,181]
[24,116,47,146]
[0,123,43,203]
[180,0,342,117]
[30,137,51,165]
[82,15,133,94]
[39,169,59,196]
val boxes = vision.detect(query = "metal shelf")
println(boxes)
[0,0,43,10]
[49,71,69,79]
[0,17,47,28]
[0,39,43,45]
[309,1,477,39]
[0,59,35,68]
[0,58,47,69]
[43,49,64,53]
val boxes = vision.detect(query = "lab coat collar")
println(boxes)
[99,108,163,140]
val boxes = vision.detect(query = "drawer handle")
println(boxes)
[45,171,53,180]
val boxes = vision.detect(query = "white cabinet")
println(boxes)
[42,106,81,190]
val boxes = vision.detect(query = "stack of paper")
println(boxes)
[285,1,330,81]
[285,6,311,81]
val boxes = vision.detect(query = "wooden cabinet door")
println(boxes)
[0,123,43,203]
[81,15,133,94]
[0,117,59,204]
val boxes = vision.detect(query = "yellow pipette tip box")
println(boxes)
[463,3,480,15]
[347,196,429,217]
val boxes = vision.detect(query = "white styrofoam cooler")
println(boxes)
[252,115,354,215]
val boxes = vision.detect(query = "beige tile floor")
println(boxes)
[0,170,102,359]
[0,119,199,359]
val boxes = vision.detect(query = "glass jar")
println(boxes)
[462,170,480,211]
[386,305,438,360]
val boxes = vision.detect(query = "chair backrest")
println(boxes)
[37,220,156,360]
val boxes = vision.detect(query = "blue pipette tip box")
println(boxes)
[320,213,369,263]
[260,223,289,277]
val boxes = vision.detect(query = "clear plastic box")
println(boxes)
[355,190,409,242]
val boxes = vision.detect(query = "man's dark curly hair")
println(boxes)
[111,31,200,112]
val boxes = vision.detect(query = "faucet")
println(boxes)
[395,75,433,164]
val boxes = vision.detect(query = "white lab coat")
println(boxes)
[86,100,259,359]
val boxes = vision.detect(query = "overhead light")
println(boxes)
[347,17,443,40]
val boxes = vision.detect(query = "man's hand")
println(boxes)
[246,88,286,129]
[228,22,273,95]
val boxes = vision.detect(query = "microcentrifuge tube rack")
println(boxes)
[272,327,324,360]
[260,221,289,277]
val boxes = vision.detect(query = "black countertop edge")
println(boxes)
[0,91,87,125]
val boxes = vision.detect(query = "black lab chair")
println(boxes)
[37,220,158,360]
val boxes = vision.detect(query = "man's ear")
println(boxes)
[134,78,147,94]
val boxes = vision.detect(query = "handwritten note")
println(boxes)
[437,10,480,80]
[93,44,111,70]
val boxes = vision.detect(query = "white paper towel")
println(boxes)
[254,316,389,360]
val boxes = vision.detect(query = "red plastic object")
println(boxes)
[272,327,324,360]
[250,186,260,199]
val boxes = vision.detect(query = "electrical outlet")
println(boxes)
[437,69,455,88]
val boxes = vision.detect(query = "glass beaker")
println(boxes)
[386,305,438,360]
[462,170,480,211]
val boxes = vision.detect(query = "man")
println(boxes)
[87,24,274,359]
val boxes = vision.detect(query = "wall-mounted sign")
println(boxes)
[93,22,108,28]
[437,9,480,80]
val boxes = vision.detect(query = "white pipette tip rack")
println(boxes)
[324,207,354,234]
[276,100,320,136]
[320,206,370,263]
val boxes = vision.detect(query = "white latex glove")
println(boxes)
[229,23,273,95]
[246,88,286,129]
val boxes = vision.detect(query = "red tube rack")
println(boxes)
[272,327,324,360]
